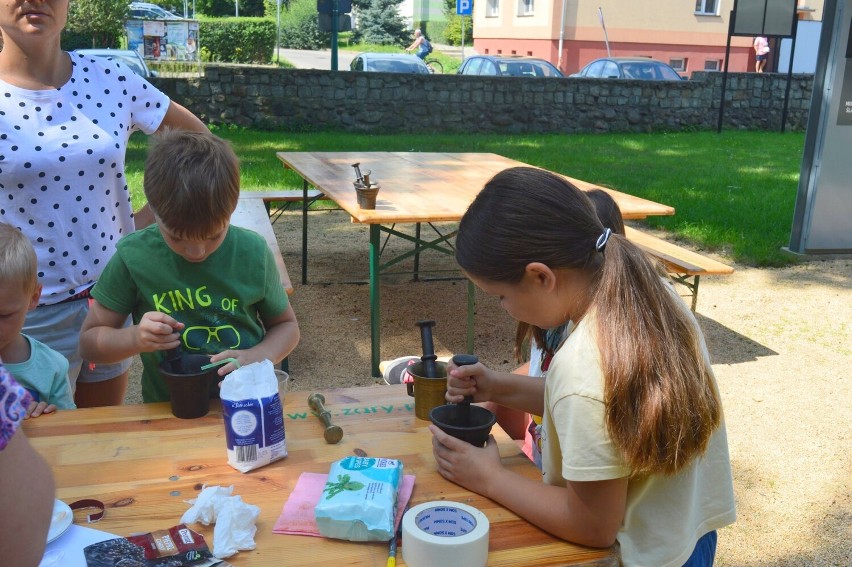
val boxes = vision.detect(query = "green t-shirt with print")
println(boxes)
[92,225,289,402]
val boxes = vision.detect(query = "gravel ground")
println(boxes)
[126,209,852,565]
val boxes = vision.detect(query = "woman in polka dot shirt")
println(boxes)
[0,0,208,407]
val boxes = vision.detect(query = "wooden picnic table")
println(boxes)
[25,385,619,566]
[277,151,674,376]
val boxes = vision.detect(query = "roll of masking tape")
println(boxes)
[401,501,490,567]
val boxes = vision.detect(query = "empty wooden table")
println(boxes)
[277,151,674,375]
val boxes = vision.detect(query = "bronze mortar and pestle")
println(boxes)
[351,162,380,209]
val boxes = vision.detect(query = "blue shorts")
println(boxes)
[756,54,768,62]
[682,530,718,567]
[24,298,132,389]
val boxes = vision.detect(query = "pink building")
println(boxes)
[471,0,823,76]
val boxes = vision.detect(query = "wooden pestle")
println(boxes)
[452,354,479,427]
[415,320,439,378]
[308,393,344,444]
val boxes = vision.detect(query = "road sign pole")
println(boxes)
[331,0,339,71]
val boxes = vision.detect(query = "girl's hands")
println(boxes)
[430,425,502,495]
[135,312,184,353]
[445,359,497,403]
[25,401,56,419]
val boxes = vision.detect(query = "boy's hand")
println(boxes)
[25,401,56,419]
[208,349,264,376]
[136,312,184,353]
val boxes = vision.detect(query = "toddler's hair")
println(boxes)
[144,129,240,240]
[459,167,720,476]
[0,223,38,294]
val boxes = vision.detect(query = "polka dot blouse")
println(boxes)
[0,52,170,304]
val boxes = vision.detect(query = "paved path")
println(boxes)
[277,42,475,71]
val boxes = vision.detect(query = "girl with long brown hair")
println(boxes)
[430,167,735,566]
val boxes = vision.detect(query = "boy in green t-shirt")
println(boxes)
[79,130,300,403]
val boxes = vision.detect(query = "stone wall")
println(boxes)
[153,66,814,134]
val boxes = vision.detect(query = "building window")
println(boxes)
[517,0,534,16]
[695,0,718,15]
[486,0,499,17]
[704,59,722,71]
[670,58,688,72]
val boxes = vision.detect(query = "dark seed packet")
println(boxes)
[84,524,229,567]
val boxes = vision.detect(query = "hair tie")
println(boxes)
[595,228,612,252]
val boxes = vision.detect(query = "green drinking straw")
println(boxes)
[200,357,241,371]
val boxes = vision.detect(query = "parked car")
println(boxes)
[457,55,564,78]
[349,53,430,75]
[128,2,182,19]
[571,57,683,80]
[74,49,158,79]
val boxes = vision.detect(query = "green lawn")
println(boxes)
[126,129,805,267]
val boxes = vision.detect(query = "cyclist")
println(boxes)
[405,29,431,60]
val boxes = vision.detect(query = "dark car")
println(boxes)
[74,49,157,79]
[571,57,683,80]
[349,53,430,75]
[457,55,564,78]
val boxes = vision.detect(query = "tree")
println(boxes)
[352,0,408,46]
[66,0,128,48]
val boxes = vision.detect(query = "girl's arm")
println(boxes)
[209,304,300,375]
[80,301,183,363]
[447,362,546,416]
[0,430,55,563]
[431,426,627,547]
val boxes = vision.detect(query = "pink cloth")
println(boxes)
[273,472,415,537]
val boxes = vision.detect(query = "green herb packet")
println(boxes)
[314,456,403,541]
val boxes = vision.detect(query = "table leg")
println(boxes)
[467,279,475,353]
[302,179,309,285]
[413,222,421,282]
[370,224,382,377]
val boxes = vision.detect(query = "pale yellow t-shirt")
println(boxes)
[540,301,736,566]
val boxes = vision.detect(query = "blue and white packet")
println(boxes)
[314,456,403,541]
[220,360,287,473]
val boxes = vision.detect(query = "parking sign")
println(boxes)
[456,0,472,16]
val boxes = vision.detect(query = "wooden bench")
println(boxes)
[240,189,326,224]
[231,197,294,295]
[625,226,734,311]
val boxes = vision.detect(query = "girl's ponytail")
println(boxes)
[593,235,721,476]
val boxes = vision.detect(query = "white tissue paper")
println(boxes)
[181,484,261,559]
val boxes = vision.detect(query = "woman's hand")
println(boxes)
[445,359,498,403]
[135,312,184,353]
[430,425,503,495]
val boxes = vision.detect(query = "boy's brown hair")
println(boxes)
[143,129,240,240]
[0,223,38,294]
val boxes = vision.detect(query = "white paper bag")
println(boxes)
[219,360,287,473]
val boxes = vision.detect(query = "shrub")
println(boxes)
[278,0,330,50]
[65,0,126,48]
[441,14,471,46]
[199,17,277,62]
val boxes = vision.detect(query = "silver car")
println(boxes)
[74,49,158,79]
[349,53,430,75]
[572,57,683,80]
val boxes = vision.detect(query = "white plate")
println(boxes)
[46,499,73,544]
